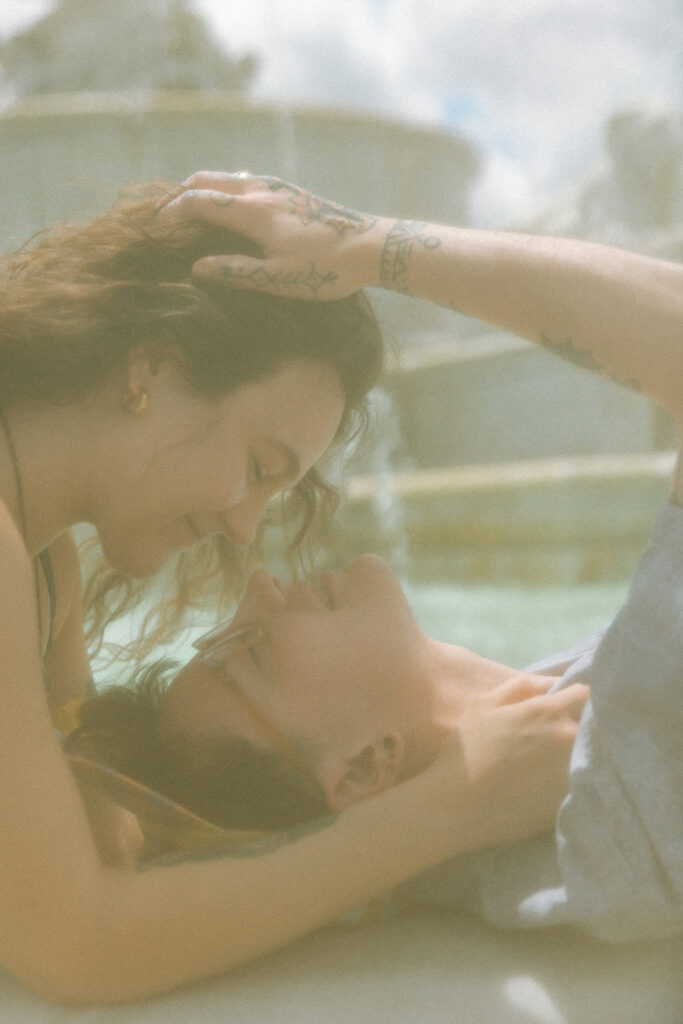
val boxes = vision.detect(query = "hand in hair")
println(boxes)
[162,172,382,301]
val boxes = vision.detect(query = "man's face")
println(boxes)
[161,555,425,770]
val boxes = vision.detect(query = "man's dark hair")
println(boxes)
[65,660,330,833]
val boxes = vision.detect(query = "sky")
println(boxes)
[1,0,681,226]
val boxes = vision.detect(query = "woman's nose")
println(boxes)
[222,495,268,548]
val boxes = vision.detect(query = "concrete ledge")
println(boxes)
[345,450,677,500]
[1,910,680,1024]
[338,451,676,582]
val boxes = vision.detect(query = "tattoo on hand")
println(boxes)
[137,814,340,870]
[220,260,337,298]
[220,260,338,298]
[262,176,377,236]
[540,332,642,392]
[380,220,441,295]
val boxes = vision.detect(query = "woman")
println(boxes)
[0,181,579,1003]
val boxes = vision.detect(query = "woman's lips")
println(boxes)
[185,514,203,541]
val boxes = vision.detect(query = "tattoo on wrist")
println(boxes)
[219,261,338,298]
[137,814,340,870]
[262,177,377,236]
[379,220,441,295]
[540,332,642,392]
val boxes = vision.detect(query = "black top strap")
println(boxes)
[37,548,57,658]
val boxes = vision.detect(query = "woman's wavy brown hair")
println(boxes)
[0,183,384,662]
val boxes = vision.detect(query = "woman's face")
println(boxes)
[161,554,426,757]
[93,358,345,577]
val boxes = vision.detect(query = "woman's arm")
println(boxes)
[167,173,683,420]
[0,508,585,1004]
[41,530,145,866]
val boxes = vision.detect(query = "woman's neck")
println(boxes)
[0,401,94,554]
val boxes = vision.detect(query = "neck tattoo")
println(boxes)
[0,409,48,677]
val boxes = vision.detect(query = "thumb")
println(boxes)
[192,255,339,299]
[192,254,276,291]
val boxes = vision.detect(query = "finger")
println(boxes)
[490,674,558,707]
[193,255,339,300]
[551,683,591,721]
[192,254,280,291]
[160,188,245,223]
[182,170,264,194]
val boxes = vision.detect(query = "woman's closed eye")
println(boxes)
[250,457,265,485]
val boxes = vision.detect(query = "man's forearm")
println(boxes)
[172,174,683,415]
[376,221,683,414]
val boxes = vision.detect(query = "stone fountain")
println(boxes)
[1,1,681,582]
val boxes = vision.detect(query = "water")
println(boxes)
[407,578,629,669]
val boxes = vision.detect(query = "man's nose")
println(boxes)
[232,568,286,627]
[248,569,287,611]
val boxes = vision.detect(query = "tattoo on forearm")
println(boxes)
[220,261,338,298]
[137,814,340,870]
[379,220,441,295]
[262,177,376,236]
[539,332,642,392]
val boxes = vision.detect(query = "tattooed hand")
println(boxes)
[157,171,382,299]
[161,171,440,301]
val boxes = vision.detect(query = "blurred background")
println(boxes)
[1,0,681,665]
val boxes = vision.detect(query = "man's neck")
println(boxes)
[400,638,519,776]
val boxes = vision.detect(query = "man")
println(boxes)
[158,532,682,942]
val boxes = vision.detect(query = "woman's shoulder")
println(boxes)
[0,497,31,575]
[0,499,42,666]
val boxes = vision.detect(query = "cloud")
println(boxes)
[198,0,681,223]
[2,0,680,224]
[0,1,52,39]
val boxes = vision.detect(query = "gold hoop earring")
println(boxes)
[122,389,149,415]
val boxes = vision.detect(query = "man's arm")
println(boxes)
[378,224,683,417]
[166,173,683,419]
[553,500,683,940]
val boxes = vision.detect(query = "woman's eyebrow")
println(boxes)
[270,440,301,482]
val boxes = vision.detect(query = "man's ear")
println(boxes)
[321,733,405,812]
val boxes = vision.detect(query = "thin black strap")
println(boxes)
[37,548,56,657]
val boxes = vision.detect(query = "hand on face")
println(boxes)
[429,674,589,851]
[160,172,386,301]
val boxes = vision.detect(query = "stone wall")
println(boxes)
[0,91,478,250]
